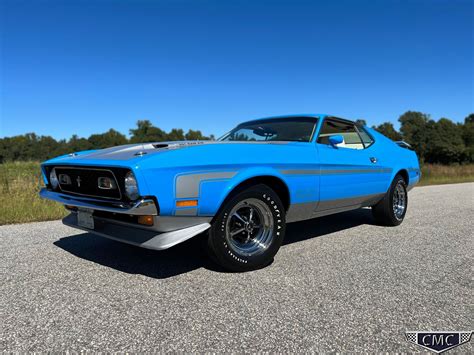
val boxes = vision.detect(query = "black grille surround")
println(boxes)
[45,165,132,201]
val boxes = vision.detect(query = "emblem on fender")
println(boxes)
[405,331,472,353]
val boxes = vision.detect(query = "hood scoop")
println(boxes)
[153,143,169,149]
[152,141,206,150]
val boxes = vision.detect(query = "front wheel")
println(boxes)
[206,184,286,272]
[372,174,408,226]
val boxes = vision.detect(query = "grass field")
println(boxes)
[419,164,474,186]
[1,161,473,225]
[0,162,68,225]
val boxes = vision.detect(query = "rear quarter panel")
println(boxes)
[366,128,421,189]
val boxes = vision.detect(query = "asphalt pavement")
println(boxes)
[1,183,473,352]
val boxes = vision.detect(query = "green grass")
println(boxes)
[419,164,474,186]
[0,161,67,225]
[1,161,473,225]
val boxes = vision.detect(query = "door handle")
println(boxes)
[370,157,377,163]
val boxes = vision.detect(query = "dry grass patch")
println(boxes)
[0,162,67,225]
[419,164,474,186]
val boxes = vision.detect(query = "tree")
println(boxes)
[68,134,93,153]
[399,111,431,161]
[462,114,474,147]
[88,129,128,149]
[185,129,208,140]
[461,113,474,162]
[424,118,466,164]
[129,120,167,143]
[0,121,216,162]
[167,128,185,141]
[373,122,403,141]
[465,113,474,124]
[37,135,68,160]
[355,119,367,126]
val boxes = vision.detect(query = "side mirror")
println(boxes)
[329,135,344,147]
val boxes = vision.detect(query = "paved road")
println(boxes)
[1,183,473,352]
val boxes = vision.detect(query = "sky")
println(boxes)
[1,0,473,140]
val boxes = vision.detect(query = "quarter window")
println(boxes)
[357,126,375,148]
[317,119,365,150]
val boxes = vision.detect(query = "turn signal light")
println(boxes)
[138,215,154,226]
[176,200,198,207]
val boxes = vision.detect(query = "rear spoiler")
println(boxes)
[395,141,413,150]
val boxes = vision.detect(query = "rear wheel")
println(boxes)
[206,184,286,272]
[372,174,408,226]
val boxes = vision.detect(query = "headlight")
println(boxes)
[124,171,139,200]
[49,168,59,189]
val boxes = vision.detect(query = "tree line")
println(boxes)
[0,120,214,163]
[370,111,473,165]
[0,112,472,164]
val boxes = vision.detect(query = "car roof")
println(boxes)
[237,114,355,127]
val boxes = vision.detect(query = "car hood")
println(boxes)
[43,140,291,165]
[77,141,211,161]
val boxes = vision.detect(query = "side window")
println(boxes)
[317,119,365,150]
[357,126,375,148]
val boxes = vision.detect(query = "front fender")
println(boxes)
[198,165,320,217]
[197,167,288,216]
[139,167,287,217]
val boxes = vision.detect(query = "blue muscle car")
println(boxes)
[40,115,420,271]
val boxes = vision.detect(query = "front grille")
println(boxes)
[54,167,122,200]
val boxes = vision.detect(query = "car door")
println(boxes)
[315,117,386,213]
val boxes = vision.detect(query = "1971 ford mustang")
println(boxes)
[40,115,420,271]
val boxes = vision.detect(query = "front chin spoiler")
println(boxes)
[63,213,211,250]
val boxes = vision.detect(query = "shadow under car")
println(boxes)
[54,208,377,279]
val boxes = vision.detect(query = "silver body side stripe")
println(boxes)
[321,168,392,175]
[175,208,199,216]
[279,169,319,175]
[286,193,385,223]
[281,168,392,175]
[316,193,384,211]
[176,171,237,199]
[285,201,319,222]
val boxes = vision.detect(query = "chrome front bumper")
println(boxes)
[63,213,211,250]
[40,188,212,250]
[40,188,158,215]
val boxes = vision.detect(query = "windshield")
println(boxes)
[220,118,317,142]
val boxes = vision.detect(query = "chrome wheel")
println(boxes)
[225,198,274,257]
[392,181,406,220]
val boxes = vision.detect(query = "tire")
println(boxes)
[372,174,408,226]
[205,184,286,272]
